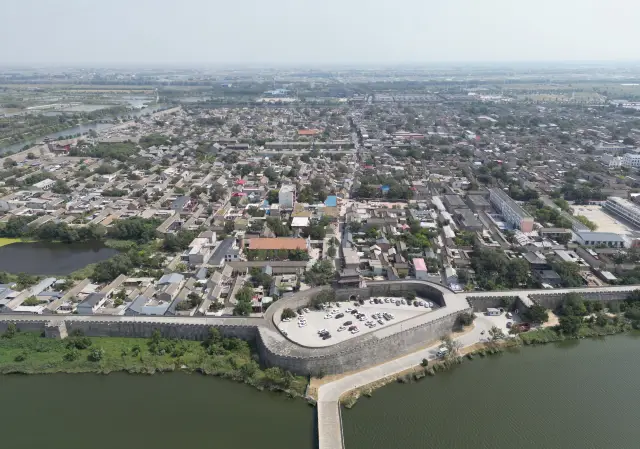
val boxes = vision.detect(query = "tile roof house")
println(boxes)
[248,237,309,251]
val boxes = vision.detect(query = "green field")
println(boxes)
[0,330,307,397]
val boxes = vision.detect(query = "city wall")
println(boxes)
[0,280,469,376]
[530,290,633,309]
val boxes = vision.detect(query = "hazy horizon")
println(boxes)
[3,0,639,65]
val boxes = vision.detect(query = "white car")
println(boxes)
[318,328,328,334]
[337,326,345,332]
[282,317,291,322]
[351,328,360,334]
[324,315,332,319]
[304,308,310,313]
[298,322,307,328]
[384,298,390,303]
[369,300,375,304]
[345,308,353,313]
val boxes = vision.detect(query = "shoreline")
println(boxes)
[0,331,307,399]
[331,323,632,410]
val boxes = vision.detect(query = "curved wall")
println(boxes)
[0,280,468,376]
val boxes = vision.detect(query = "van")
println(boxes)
[436,346,449,358]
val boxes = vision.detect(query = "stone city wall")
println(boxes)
[466,295,517,312]
[0,281,466,376]
[531,290,634,309]
[258,310,465,375]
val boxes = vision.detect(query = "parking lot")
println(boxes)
[278,296,440,347]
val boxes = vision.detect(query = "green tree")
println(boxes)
[305,260,335,286]
[560,293,587,316]
[233,286,254,316]
[558,315,582,335]
[488,326,505,341]
[327,245,336,258]
[523,304,549,323]
[281,308,296,320]
[456,312,475,327]
[2,323,17,339]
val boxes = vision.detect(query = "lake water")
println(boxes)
[343,333,640,449]
[0,373,315,449]
[0,242,118,275]
[0,335,639,449]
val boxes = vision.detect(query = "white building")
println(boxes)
[573,231,628,248]
[596,142,630,154]
[33,178,55,190]
[279,184,296,208]
[622,153,640,168]
[602,154,623,168]
[488,188,534,232]
[604,196,640,228]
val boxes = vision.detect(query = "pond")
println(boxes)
[0,242,118,275]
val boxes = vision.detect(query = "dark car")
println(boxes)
[348,325,357,331]
[358,299,364,305]
[322,334,332,340]
[343,320,353,326]
[351,309,358,314]
[335,313,344,319]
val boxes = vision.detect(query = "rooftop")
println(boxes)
[248,238,307,251]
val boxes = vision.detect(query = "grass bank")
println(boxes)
[520,322,630,345]
[0,330,307,398]
[0,237,34,247]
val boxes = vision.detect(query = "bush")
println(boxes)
[281,308,297,320]
[420,358,429,367]
[64,348,80,361]
[88,348,105,362]
[2,323,17,339]
[14,353,27,362]
[67,336,92,350]
[456,312,475,327]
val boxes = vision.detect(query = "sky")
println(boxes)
[2,0,640,65]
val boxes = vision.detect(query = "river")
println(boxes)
[0,242,117,275]
[1,336,639,449]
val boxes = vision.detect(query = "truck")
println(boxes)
[436,346,449,358]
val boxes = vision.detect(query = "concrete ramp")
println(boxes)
[318,400,345,449]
